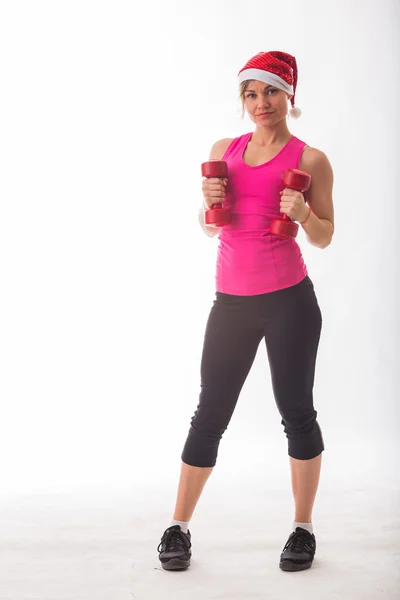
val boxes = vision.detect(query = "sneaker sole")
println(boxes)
[161,558,191,571]
[279,559,312,571]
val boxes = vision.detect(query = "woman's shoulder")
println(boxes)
[209,138,235,160]
[209,132,251,160]
[299,145,333,174]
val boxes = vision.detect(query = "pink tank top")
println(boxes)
[216,132,309,295]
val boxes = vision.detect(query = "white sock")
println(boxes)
[293,521,313,535]
[170,519,189,534]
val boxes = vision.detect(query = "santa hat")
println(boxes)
[238,51,301,119]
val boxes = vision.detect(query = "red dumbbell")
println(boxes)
[201,160,232,227]
[271,168,311,238]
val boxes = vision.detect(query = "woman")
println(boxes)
[157,50,334,573]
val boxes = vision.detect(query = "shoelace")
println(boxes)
[157,527,191,553]
[283,529,314,554]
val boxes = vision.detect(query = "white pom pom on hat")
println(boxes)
[238,50,302,118]
[289,106,302,119]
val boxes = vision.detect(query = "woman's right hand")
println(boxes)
[202,177,228,209]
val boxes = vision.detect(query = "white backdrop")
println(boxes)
[0,0,399,497]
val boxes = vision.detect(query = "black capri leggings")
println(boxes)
[181,275,325,467]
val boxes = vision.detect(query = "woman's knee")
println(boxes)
[280,411,325,460]
[181,424,220,467]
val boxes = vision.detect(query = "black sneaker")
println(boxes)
[157,525,192,570]
[279,527,316,571]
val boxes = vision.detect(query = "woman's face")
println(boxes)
[243,80,292,126]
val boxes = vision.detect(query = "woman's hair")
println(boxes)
[239,80,253,119]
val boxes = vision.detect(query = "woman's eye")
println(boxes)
[246,89,277,99]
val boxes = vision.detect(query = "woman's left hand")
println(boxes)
[279,188,310,222]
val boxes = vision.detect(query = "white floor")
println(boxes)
[1,470,399,600]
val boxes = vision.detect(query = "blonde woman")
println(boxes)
[157,50,334,572]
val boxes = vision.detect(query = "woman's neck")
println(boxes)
[251,123,292,147]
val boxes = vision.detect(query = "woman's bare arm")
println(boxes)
[299,147,335,249]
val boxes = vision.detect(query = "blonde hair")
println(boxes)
[239,80,253,119]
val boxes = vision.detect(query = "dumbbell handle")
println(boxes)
[201,159,228,208]
[201,160,231,227]
[282,169,311,219]
[270,168,311,239]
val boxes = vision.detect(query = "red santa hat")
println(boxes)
[238,51,301,119]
